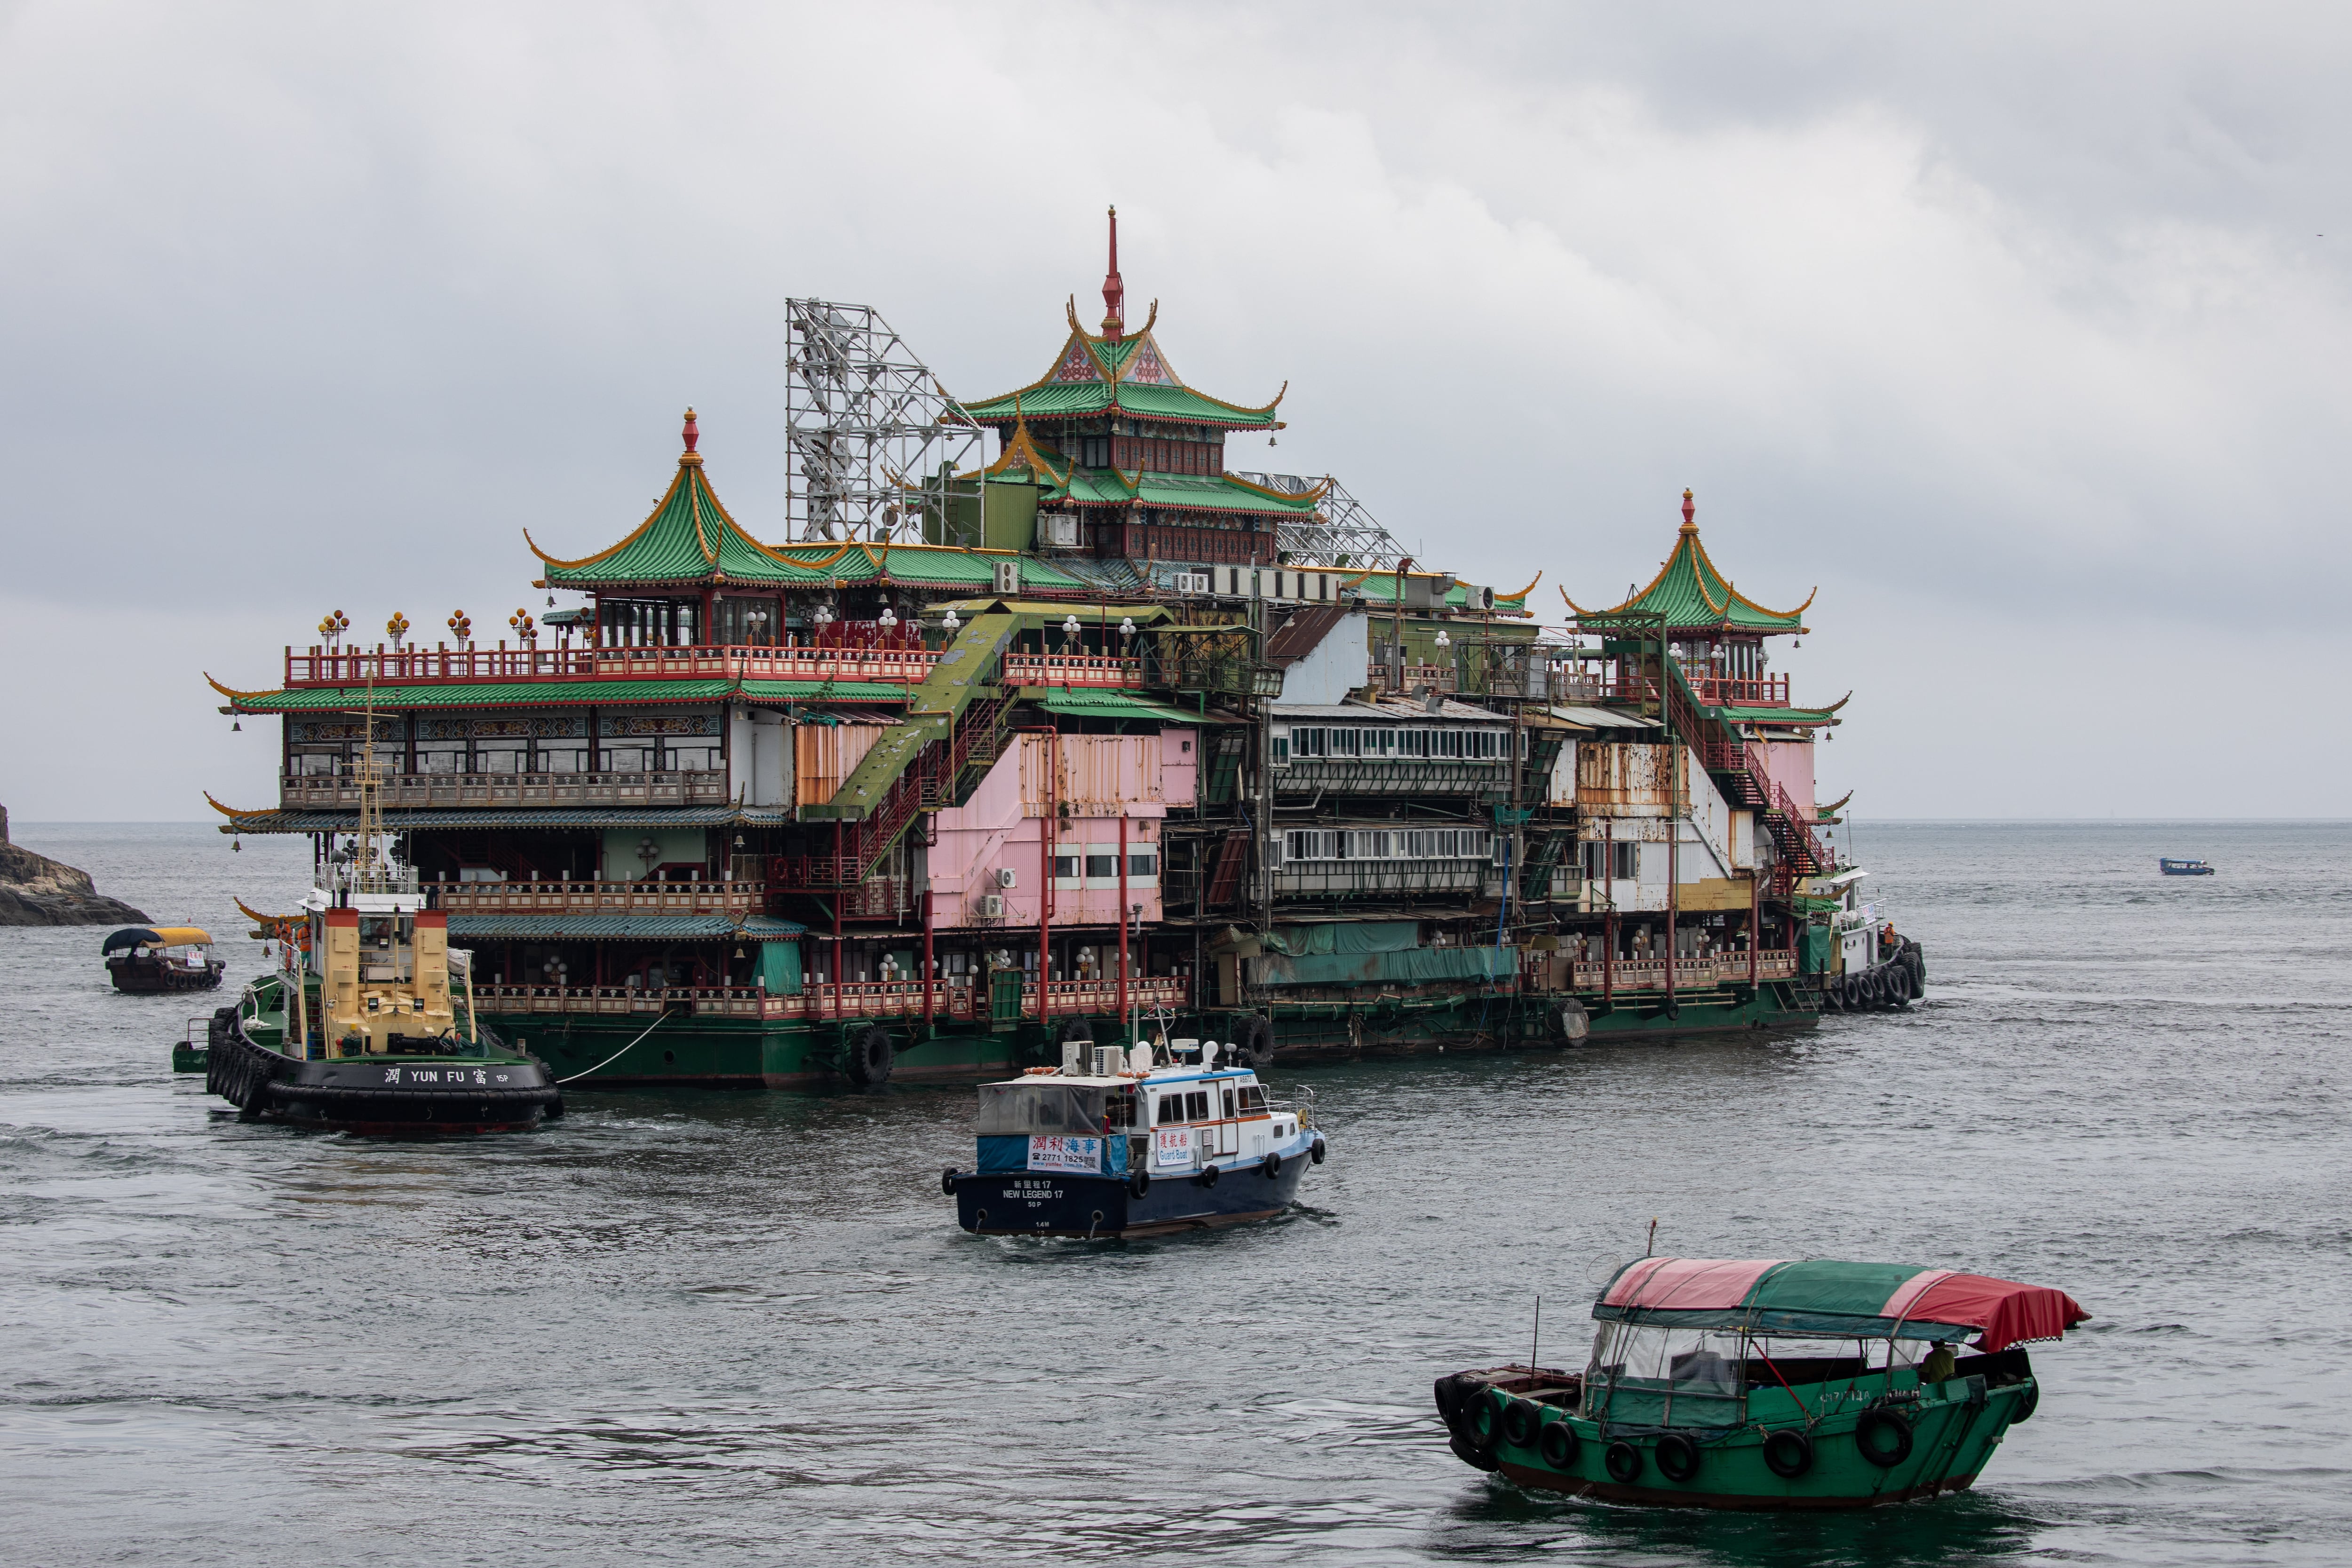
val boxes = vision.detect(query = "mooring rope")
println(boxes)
[554,1009,672,1084]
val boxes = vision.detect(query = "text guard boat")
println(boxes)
[1436,1256,2087,1509]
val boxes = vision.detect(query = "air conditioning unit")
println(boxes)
[1175,571,1211,594]
[993,560,1020,595]
[996,867,1017,889]
[1037,515,1079,548]
[1476,585,1497,611]
[979,894,1005,918]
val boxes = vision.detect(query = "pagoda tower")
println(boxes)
[958,208,1322,570]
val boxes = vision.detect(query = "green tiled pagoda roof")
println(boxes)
[1568,509,1813,634]
[762,542,1090,592]
[962,319,1285,430]
[1347,572,1540,618]
[1717,705,1843,725]
[1047,469,1323,515]
[530,451,824,588]
[210,679,910,712]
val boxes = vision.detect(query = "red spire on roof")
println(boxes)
[1681,487,1696,531]
[683,407,700,453]
[1101,205,1125,341]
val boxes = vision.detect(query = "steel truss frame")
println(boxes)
[785,299,985,543]
[1229,471,1409,570]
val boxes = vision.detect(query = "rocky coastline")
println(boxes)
[0,807,151,927]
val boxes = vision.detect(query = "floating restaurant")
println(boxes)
[205,214,1915,1089]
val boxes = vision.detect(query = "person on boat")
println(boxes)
[1921,1340,1957,1383]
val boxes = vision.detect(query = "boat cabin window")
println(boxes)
[1237,1084,1266,1113]
[1105,1091,1138,1130]
[1155,1088,1210,1125]
[1584,1323,1746,1427]
[1222,1087,1235,1119]
[977,1083,1107,1136]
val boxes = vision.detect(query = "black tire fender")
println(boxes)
[1538,1418,1578,1469]
[1855,1407,1913,1468]
[1763,1427,1814,1478]
[1448,1431,1501,1472]
[1656,1432,1700,1482]
[1128,1169,1149,1200]
[939,1167,959,1197]
[1501,1398,1539,1449]
[1233,1013,1275,1068]
[1196,1162,1219,1188]
[2010,1380,2040,1423]
[1054,1017,1095,1046]
[1604,1440,1643,1484]
[1261,1151,1282,1180]
[845,1024,894,1089]
[1309,1138,1327,1164]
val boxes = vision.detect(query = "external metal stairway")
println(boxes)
[792,612,1020,889]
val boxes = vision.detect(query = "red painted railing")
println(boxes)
[285,634,942,689]
[999,653,1143,689]
[474,974,1186,1024]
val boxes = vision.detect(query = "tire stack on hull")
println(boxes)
[1823,940,1926,1013]
[207,1004,562,1134]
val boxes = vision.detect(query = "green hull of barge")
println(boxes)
[478,979,1819,1089]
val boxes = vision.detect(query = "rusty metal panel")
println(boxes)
[795,723,889,807]
[1018,734,1165,813]
[1576,742,1675,816]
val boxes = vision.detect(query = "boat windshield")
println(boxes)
[976,1083,1107,1136]
[1582,1323,1745,1428]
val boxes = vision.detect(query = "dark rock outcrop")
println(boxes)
[0,808,150,927]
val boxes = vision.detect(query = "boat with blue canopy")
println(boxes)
[942,1037,1325,1238]
[1436,1256,2088,1509]
[2158,857,2215,876]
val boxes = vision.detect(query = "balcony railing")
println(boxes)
[279,771,730,811]
[1684,673,1791,708]
[435,879,765,917]
[472,974,1188,1024]
[999,653,1144,689]
[284,639,944,689]
[1557,950,1798,992]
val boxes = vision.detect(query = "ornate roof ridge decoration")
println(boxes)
[530,413,826,586]
[1221,469,1327,506]
[204,791,260,818]
[1497,571,1543,603]
[205,672,278,703]
[1818,789,1855,818]
[981,398,1070,485]
[1568,491,1812,632]
[1820,691,1851,713]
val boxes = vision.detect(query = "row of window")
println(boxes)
[1155,1083,1266,1125]
[1277,727,1510,762]
[1051,851,1160,880]
[288,747,722,776]
[1284,828,1495,862]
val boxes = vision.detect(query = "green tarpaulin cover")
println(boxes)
[1249,946,1516,987]
[1261,921,1420,957]
[758,940,803,996]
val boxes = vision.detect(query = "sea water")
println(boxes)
[1,820,2345,1566]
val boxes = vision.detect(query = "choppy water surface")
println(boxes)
[3,821,2347,1566]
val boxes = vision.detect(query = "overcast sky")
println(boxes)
[2,1,2344,821]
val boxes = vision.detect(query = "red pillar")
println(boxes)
[1117,814,1130,1038]
[922,889,936,1030]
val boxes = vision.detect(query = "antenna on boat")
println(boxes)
[1645,1218,1658,1257]
[1530,1294,1542,1375]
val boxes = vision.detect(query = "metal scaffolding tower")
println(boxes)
[1229,471,1410,570]
[785,300,985,543]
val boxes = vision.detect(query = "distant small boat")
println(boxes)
[2158,858,2216,877]
[104,927,225,993]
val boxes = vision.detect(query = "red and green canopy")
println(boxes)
[1596,1257,2090,1352]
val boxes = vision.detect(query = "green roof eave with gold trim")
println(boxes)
[1567,501,1814,635]
[530,449,827,589]
[1043,469,1321,515]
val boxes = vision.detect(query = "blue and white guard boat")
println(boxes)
[944,1037,1325,1238]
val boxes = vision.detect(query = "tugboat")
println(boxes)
[104,927,225,993]
[944,1037,1326,1238]
[1435,1256,2088,1509]
[203,742,560,1133]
